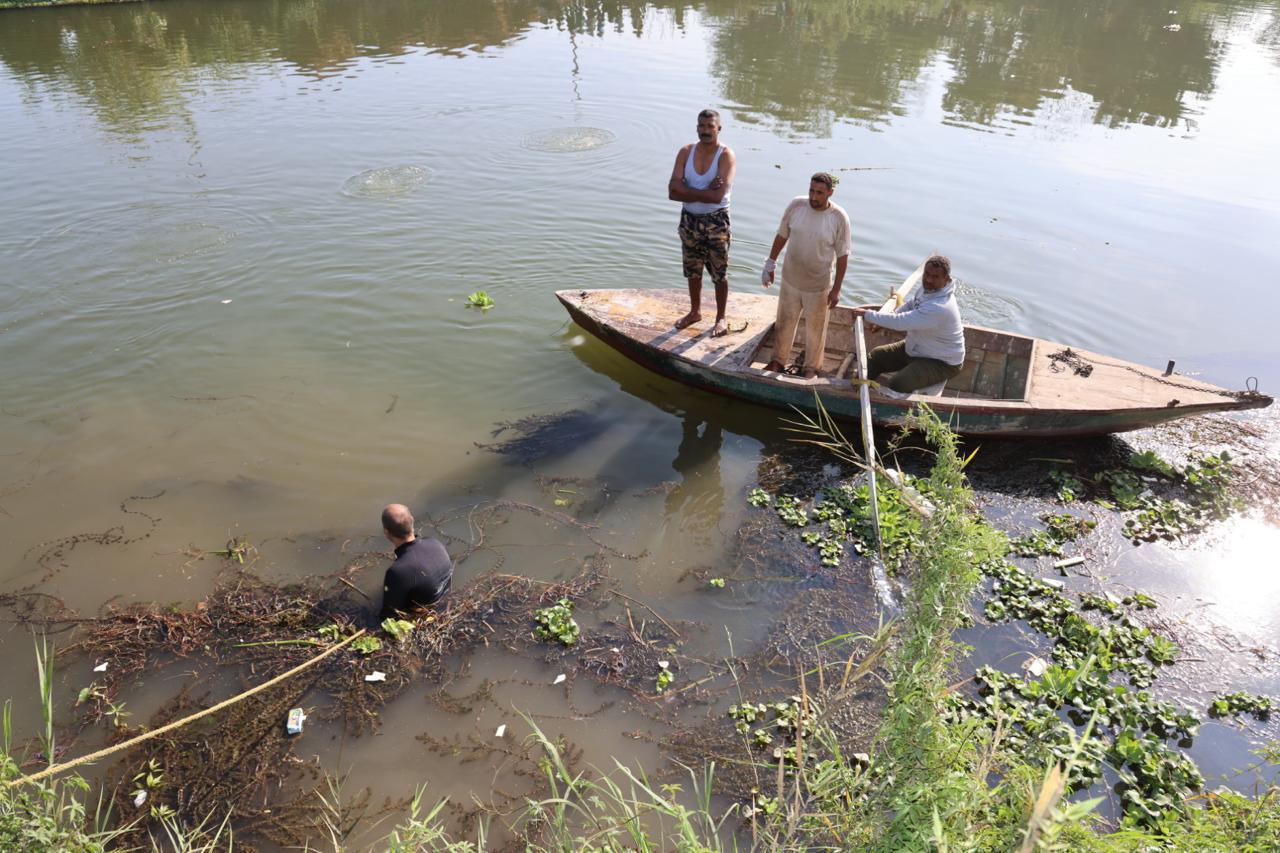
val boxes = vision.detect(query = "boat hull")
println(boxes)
[557,289,1271,438]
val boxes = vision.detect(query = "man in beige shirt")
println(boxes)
[761,173,852,379]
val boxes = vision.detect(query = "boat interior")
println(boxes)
[746,305,1034,401]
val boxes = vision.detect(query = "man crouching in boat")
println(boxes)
[761,172,853,380]
[853,254,966,393]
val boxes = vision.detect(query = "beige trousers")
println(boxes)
[773,283,830,370]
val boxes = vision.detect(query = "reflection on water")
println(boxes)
[1,0,1271,139]
[664,415,724,544]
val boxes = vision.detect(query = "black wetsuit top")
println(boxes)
[379,537,453,619]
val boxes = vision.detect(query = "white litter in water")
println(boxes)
[93,662,108,672]
[553,673,566,685]
[494,724,506,738]
[1024,656,1049,678]
[133,790,147,807]
[364,671,387,682]
[1164,23,1181,31]
[221,299,232,304]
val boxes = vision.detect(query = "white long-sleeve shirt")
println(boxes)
[864,282,966,366]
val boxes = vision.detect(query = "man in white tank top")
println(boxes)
[668,109,736,337]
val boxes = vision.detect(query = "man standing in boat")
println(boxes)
[378,503,453,620]
[853,254,966,393]
[761,172,852,379]
[668,108,736,338]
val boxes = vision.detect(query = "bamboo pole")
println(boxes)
[854,316,882,558]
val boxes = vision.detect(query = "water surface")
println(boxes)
[2,0,1279,837]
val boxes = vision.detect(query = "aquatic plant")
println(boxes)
[381,618,415,644]
[773,494,808,527]
[654,661,673,694]
[1009,512,1095,557]
[533,598,580,646]
[464,291,495,310]
[1049,468,1084,502]
[1209,692,1273,720]
[1128,450,1176,478]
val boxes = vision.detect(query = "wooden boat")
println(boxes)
[555,276,1272,438]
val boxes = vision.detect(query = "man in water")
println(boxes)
[852,254,966,393]
[760,172,852,379]
[378,503,453,620]
[668,108,736,337]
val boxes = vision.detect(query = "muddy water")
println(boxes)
[2,0,1279,838]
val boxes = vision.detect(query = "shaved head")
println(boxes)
[381,503,415,540]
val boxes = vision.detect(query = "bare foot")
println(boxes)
[711,318,729,338]
[801,367,819,380]
[764,359,785,373]
[674,311,701,330]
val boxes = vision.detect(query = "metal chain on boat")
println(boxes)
[1047,348,1093,377]
[1048,348,1266,400]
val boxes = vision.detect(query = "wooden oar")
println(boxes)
[882,259,926,312]
[854,315,882,559]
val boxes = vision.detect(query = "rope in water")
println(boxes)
[6,628,366,788]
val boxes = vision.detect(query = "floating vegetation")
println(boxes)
[1123,452,1240,541]
[520,126,616,153]
[1209,692,1273,720]
[1043,449,1243,544]
[464,290,495,310]
[1128,449,1177,478]
[970,556,1212,823]
[654,661,673,694]
[750,475,925,573]
[534,598,580,646]
[773,494,808,527]
[380,617,415,644]
[1008,512,1095,557]
[206,536,253,565]
[1048,468,1084,502]
[340,165,432,198]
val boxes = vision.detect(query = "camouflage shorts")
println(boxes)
[678,208,731,283]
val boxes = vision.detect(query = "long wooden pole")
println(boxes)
[854,316,882,558]
[883,259,925,312]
